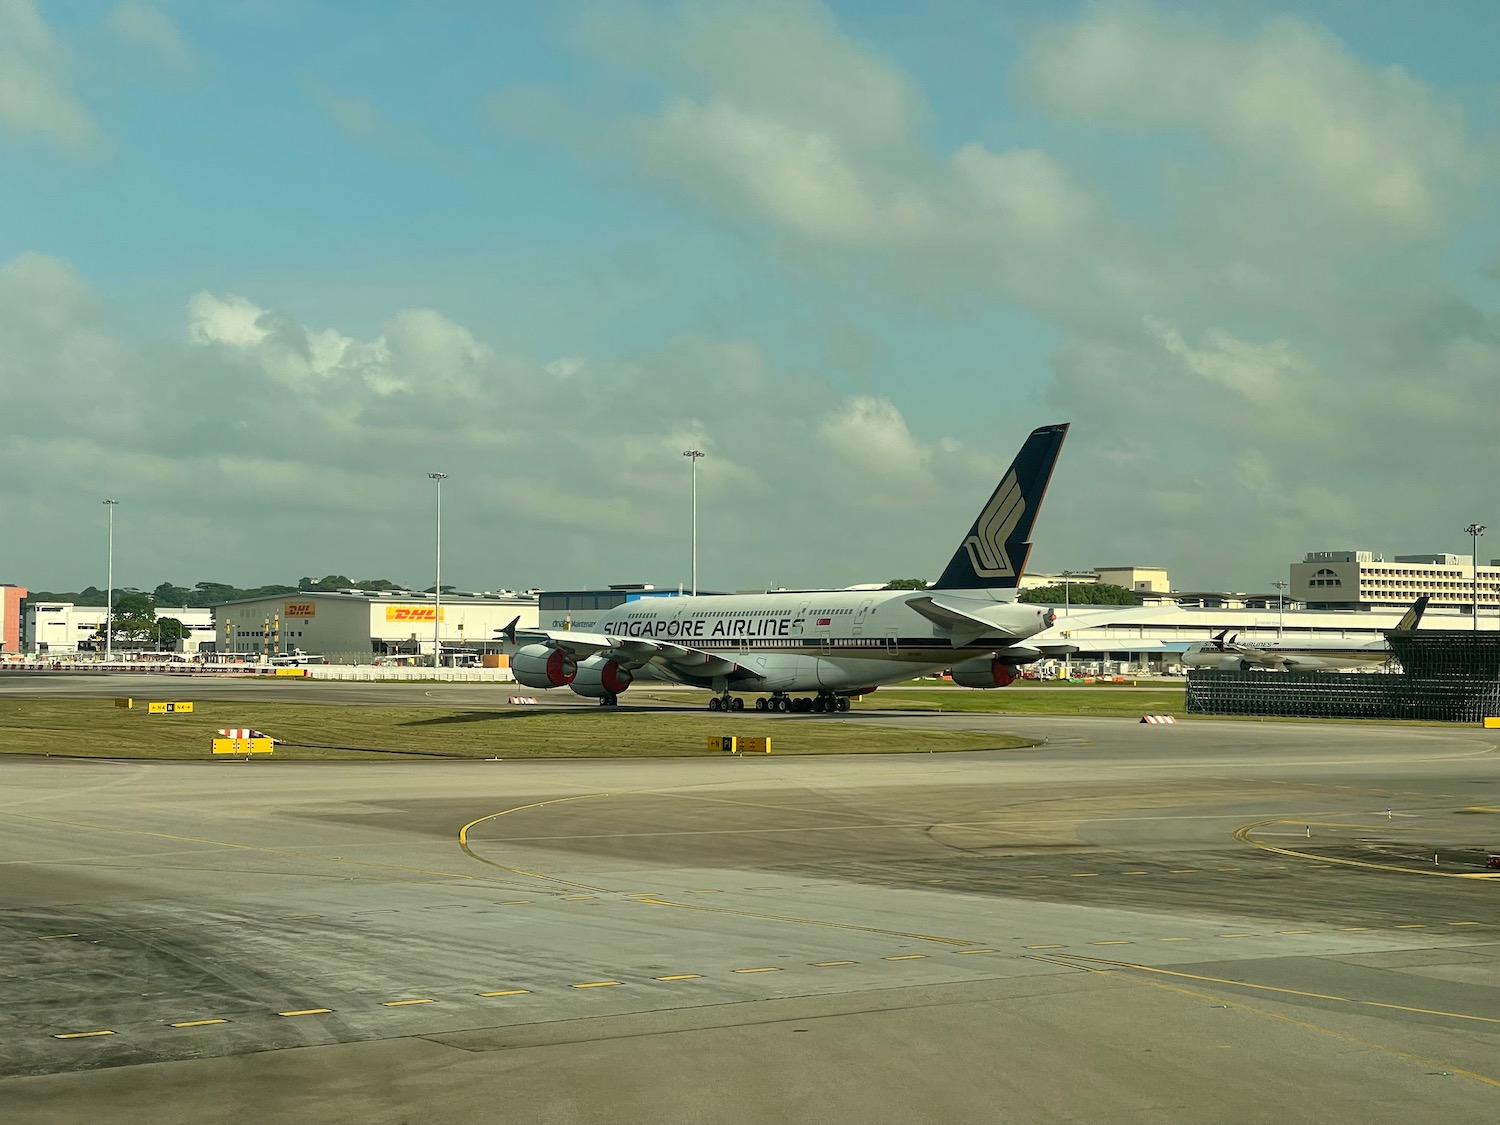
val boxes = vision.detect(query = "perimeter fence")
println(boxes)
[1186,631,1500,723]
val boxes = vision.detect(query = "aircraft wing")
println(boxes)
[513,629,760,679]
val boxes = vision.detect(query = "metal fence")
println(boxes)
[1186,631,1500,722]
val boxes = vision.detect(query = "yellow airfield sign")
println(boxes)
[147,702,194,714]
[212,737,274,755]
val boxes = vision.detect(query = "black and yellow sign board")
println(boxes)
[147,701,194,714]
[114,698,133,709]
[709,736,772,754]
[212,737,274,755]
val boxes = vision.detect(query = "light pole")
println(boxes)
[103,499,119,663]
[683,450,704,596]
[1273,580,1289,641]
[429,473,447,667]
[1060,570,1079,680]
[1467,523,1486,631]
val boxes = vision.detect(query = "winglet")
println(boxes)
[930,423,1069,591]
[1392,596,1429,632]
[497,615,520,645]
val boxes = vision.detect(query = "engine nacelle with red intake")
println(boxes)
[511,644,577,689]
[950,648,1040,689]
[569,654,634,699]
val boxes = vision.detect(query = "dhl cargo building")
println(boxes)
[211,590,538,665]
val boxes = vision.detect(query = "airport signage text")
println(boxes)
[612,615,807,640]
[385,606,445,622]
[284,603,317,617]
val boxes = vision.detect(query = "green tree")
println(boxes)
[108,593,158,642]
[1018,582,1138,606]
[153,582,194,606]
[883,578,929,590]
[155,617,186,648]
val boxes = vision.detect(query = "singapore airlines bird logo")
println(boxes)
[962,470,1024,579]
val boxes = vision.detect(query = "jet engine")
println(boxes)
[950,654,1029,688]
[512,644,576,689]
[570,655,634,699]
[1216,656,1253,672]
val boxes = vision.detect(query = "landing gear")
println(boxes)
[708,695,744,712]
[598,694,619,707]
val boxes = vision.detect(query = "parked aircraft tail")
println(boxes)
[930,423,1069,591]
[1392,596,1429,632]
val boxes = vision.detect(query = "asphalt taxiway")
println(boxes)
[1,682,1498,1123]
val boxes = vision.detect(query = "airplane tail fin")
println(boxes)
[930,423,1069,591]
[1393,596,1429,632]
[1211,629,1228,650]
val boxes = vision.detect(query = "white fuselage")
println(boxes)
[588,588,1050,693]
[1182,638,1391,672]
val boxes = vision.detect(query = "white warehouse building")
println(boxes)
[25,603,216,654]
[211,590,539,664]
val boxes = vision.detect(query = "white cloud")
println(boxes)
[105,1,194,74]
[0,0,104,155]
[1022,3,1483,237]
[818,395,935,497]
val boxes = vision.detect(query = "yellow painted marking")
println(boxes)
[278,1008,333,1017]
[1395,924,1426,929]
[480,989,529,997]
[884,954,926,961]
[733,967,781,974]
[563,894,595,901]
[1168,869,1196,873]
[688,888,721,894]
[1218,933,1253,938]
[1338,927,1371,932]
[655,974,701,981]
[813,960,854,966]
[1070,873,1099,878]
[169,1019,228,1028]
[1158,937,1191,942]
[629,896,978,946]
[1026,944,1063,949]
[1023,874,1051,879]
[1122,871,1148,876]
[572,980,622,988]
[1235,819,1500,880]
[383,998,434,1006]
[42,934,79,940]
[1051,952,1500,1029]
[1063,955,1500,1091]
[1277,929,1313,935]
[496,899,532,905]
[458,795,612,892]
[1091,940,1132,946]
[956,948,995,955]
[53,1030,113,1039]
[1448,921,1481,926]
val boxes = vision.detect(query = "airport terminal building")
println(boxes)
[210,590,539,664]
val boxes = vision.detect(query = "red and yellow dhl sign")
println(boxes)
[385,606,444,622]
[283,602,317,617]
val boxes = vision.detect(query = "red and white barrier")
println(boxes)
[218,728,269,738]
[1140,715,1177,724]
[508,696,539,705]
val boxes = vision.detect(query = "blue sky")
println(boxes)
[1,0,1496,596]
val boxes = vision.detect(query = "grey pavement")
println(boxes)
[1,684,1499,1123]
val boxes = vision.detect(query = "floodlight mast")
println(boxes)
[430,473,448,667]
[1467,524,1487,631]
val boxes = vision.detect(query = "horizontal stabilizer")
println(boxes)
[907,595,1022,647]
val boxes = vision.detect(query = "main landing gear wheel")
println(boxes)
[708,695,744,712]
[598,694,619,707]
[754,697,768,712]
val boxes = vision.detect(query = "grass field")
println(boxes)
[854,687,1186,716]
[0,697,1037,761]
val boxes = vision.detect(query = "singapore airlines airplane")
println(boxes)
[504,423,1072,711]
[1181,597,1429,672]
